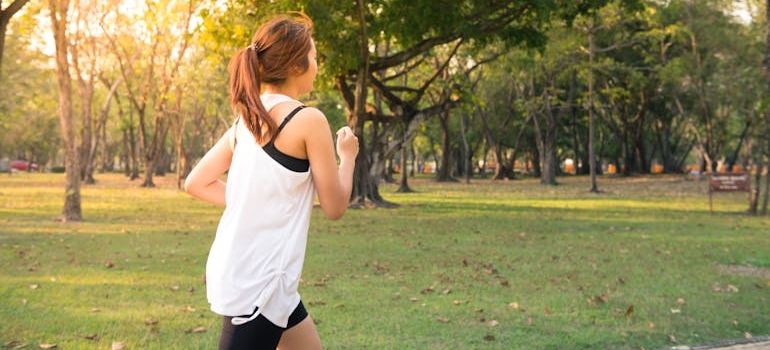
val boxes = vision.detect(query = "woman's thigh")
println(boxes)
[277,316,322,350]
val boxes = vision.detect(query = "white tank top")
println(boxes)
[206,94,315,327]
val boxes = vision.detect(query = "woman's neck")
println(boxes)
[261,85,298,100]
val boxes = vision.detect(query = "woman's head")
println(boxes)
[228,13,315,143]
[250,13,314,86]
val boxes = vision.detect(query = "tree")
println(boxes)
[48,0,81,221]
[316,0,626,201]
[0,0,29,81]
[760,0,770,215]
[0,6,60,167]
[66,0,125,184]
[204,0,645,205]
[473,54,533,180]
[102,0,201,187]
[656,0,752,173]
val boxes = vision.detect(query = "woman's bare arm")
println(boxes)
[184,127,235,206]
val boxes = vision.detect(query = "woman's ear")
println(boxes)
[290,64,305,75]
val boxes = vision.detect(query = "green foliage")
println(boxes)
[0,21,59,164]
[201,0,637,80]
[1,173,768,349]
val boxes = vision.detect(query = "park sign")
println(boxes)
[707,173,751,214]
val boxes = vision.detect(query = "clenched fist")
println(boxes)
[335,126,359,163]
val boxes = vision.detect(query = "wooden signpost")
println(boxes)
[707,173,751,214]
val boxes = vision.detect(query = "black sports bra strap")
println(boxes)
[273,105,307,138]
[233,105,306,149]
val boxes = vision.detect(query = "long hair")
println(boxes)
[227,13,314,143]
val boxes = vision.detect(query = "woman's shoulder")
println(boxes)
[293,106,330,134]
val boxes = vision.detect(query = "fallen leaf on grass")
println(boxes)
[188,326,206,333]
[745,332,752,339]
[436,317,450,323]
[181,306,196,313]
[486,320,499,327]
[508,302,519,309]
[670,309,681,314]
[624,305,634,317]
[669,334,677,343]
[595,294,608,303]
[82,334,99,341]
[483,335,495,341]
[111,341,126,350]
[39,344,57,349]
[145,318,158,325]
[3,341,26,349]
[712,283,739,293]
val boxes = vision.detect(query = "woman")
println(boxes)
[184,13,358,350]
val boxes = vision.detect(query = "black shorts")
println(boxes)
[218,300,309,350]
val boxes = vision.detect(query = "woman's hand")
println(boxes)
[335,126,359,163]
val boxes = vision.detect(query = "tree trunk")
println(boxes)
[436,111,455,182]
[122,129,130,176]
[49,0,82,221]
[343,0,396,207]
[89,77,121,176]
[537,72,575,186]
[74,64,95,185]
[587,27,599,192]
[541,128,558,186]
[128,119,139,180]
[396,137,413,193]
[726,121,752,172]
[142,158,156,188]
[459,112,471,184]
[761,0,770,215]
[762,151,769,215]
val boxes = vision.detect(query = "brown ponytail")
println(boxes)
[227,13,314,144]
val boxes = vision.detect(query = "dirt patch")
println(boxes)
[719,265,770,279]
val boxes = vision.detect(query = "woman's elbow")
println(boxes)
[183,177,198,196]
[323,208,345,220]
[321,202,348,220]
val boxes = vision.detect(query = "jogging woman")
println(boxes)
[185,13,358,350]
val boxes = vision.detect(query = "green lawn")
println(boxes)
[1,172,768,349]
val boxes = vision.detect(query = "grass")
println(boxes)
[0,172,768,350]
